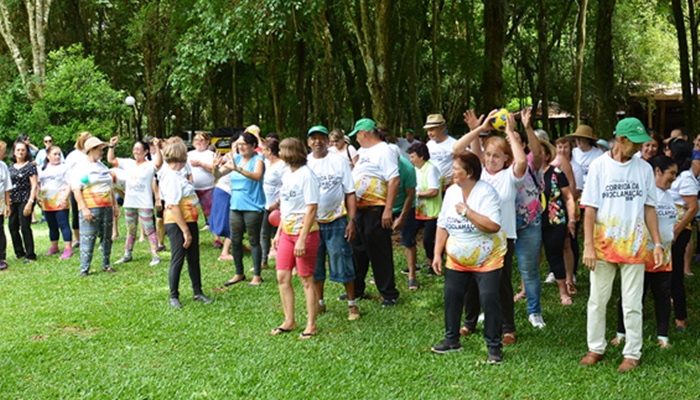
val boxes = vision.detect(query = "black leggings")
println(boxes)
[71,193,80,231]
[616,271,671,337]
[166,222,202,299]
[463,239,515,334]
[542,223,566,279]
[671,229,691,321]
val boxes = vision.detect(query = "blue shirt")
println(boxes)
[230,154,265,211]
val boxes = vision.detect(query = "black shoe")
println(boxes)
[381,298,397,307]
[431,340,462,354]
[79,271,89,277]
[169,298,182,308]
[401,266,419,275]
[193,294,213,304]
[487,347,503,365]
[426,267,437,276]
[22,258,34,264]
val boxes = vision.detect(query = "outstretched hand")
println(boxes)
[463,110,484,131]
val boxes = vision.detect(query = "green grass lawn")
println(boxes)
[1,218,699,399]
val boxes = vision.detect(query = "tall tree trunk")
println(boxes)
[536,0,550,133]
[481,0,506,113]
[593,0,617,138]
[0,0,52,100]
[671,0,694,135]
[430,0,442,112]
[687,0,699,134]
[343,0,394,126]
[573,0,588,128]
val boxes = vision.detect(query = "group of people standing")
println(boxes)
[3,112,697,369]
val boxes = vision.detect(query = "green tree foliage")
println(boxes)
[0,44,127,151]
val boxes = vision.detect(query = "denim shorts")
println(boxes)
[314,217,355,283]
[393,208,417,247]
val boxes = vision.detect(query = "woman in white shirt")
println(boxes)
[459,113,527,345]
[328,129,358,169]
[107,136,162,267]
[261,137,285,269]
[187,132,216,241]
[430,151,506,364]
[270,138,320,339]
[665,138,697,332]
[37,146,72,259]
[65,131,93,247]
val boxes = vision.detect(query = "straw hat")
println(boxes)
[567,125,596,141]
[423,114,446,130]
[84,137,107,152]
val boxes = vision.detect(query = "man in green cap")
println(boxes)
[579,117,663,373]
[306,125,361,321]
[347,118,400,306]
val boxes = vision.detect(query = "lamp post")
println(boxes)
[125,95,140,138]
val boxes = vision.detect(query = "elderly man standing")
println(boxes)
[425,114,457,188]
[347,118,400,306]
[579,117,664,373]
[306,125,360,321]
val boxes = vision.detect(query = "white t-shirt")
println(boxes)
[668,169,699,226]
[64,149,87,186]
[481,165,526,239]
[117,158,156,209]
[572,146,604,190]
[72,160,114,209]
[571,159,584,192]
[647,187,677,270]
[427,136,458,187]
[263,159,288,210]
[437,181,507,272]
[279,165,320,235]
[353,141,399,207]
[157,163,191,198]
[187,149,215,190]
[38,163,70,211]
[580,153,656,264]
[0,162,14,214]
[329,144,358,168]
[397,138,419,159]
[160,167,199,224]
[307,152,355,223]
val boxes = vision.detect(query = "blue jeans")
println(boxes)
[46,209,72,242]
[79,206,113,273]
[314,217,355,283]
[515,222,543,315]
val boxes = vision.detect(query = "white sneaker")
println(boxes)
[477,313,485,324]
[544,272,556,284]
[149,255,161,267]
[528,313,546,329]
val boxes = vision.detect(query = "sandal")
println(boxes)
[298,332,316,339]
[270,326,293,336]
[224,275,246,287]
[566,281,577,295]
[408,278,419,290]
[610,334,625,347]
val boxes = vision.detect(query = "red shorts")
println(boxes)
[276,230,320,277]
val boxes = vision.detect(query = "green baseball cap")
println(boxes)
[348,118,377,137]
[307,125,329,137]
[615,117,651,144]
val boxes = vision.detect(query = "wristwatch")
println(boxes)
[461,205,469,217]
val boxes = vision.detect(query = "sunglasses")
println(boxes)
[44,139,52,143]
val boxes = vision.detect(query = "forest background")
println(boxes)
[0,0,698,151]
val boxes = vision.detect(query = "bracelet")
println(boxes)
[461,205,469,217]
[108,145,115,148]
[654,243,663,249]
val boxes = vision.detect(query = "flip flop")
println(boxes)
[408,278,419,290]
[298,332,316,339]
[224,276,247,287]
[270,327,292,336]
[248,279,264,287]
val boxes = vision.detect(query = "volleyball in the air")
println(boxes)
[490,108,509,132]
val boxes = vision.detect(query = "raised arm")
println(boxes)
[107,137,119,167]
[521,108,543,170]
[505,114,527,178]
[454,109,499,160]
